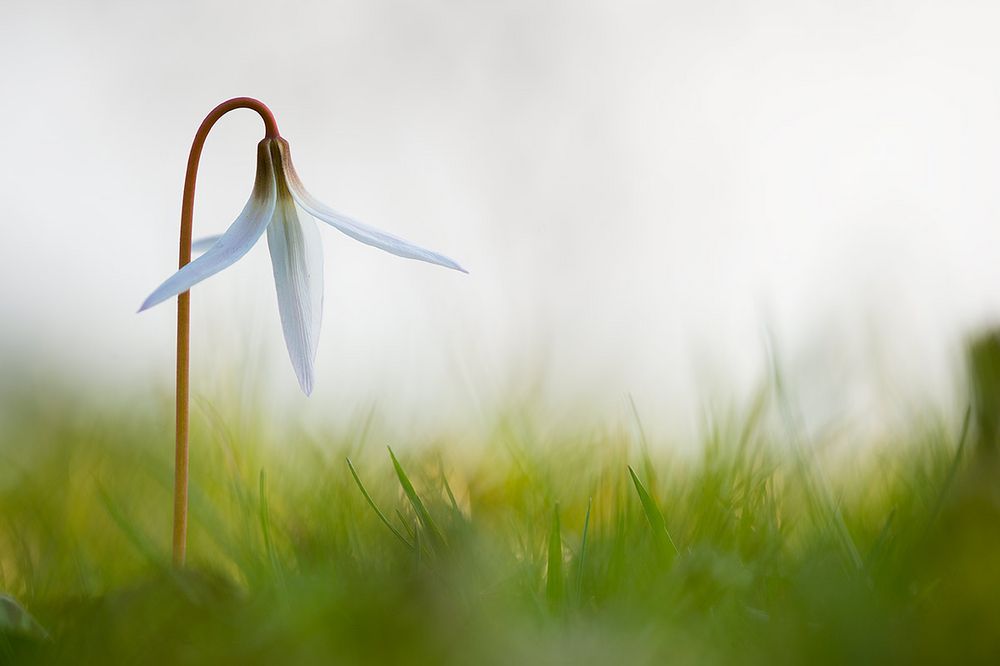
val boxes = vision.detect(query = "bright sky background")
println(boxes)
[3,0,1000,440]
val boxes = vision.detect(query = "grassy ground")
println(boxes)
[1,375,999,665]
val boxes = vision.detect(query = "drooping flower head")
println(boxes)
[140,137,466,394]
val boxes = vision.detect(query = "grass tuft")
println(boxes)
[0,378,996,664]
[388,447,446,552]
[346,457,414,550]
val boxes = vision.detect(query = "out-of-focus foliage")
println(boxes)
[0,369,997,665]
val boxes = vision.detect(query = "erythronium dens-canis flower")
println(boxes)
[139,98,465,567]
[140,120,466,395]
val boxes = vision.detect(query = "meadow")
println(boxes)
[1,353,998,665]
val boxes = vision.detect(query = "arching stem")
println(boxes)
[173,97,279,567]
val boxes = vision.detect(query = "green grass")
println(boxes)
[1,376,999,665]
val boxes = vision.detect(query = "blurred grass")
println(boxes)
[0,366,999,664]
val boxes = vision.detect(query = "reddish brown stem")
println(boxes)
[173,97,279,567]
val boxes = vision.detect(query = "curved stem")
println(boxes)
[173,97,279,567]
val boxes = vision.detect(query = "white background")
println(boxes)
[3,0,1000,441]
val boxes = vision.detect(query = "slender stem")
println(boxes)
[173,97,279,567]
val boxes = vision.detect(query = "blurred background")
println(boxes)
[3,0,1000,442]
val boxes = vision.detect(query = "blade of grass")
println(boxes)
[546,503,564,612]
[628,394,656,488]
[927,405,972,531]
[388,447,446,550]
[348,403,378,459]
[346,458,414,551]
[575,497,593,604]
[439,457,462,519]
[97,483,168,569]
[395,509,417,542]
[258,469,284,584]
[865,506,896,575]
[627,466,678,563]
[414,520,422,567]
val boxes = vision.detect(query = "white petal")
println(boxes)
[274,139,467,274]
[267,193,324,395]
[139,141,278,312]
[191,235,222,253]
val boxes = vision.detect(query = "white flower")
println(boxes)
[139,137,466,395]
